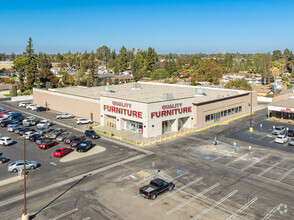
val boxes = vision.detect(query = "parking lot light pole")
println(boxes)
[22,138,29,220]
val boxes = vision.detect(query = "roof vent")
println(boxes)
[103,86,114,93]
[217,95,224,98]
[195,88,207,96]
[162,93,174,100]
[131,83,142,90]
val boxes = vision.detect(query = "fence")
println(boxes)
[11,95,33,102]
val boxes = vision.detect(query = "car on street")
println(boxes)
[56,113,74,119]
[19,102,31,107]
[0,137,14,146]
[37,120,53,128]
[56,132,71,142]
[35,136,46,145]
[38,139,57,149]
[53,147,72,157]
[23,131,36,139]
[85,130,100,139]
[64,135,76,144]
[139,178,175,200]
[275,134,288,144]
[288,137,294,146]
[29,133,41,142]
[76,118,93,125]
[46,128,66,139]
[77,140,92,152]
[7,160,38,172]
[287,129,294,137]
[70,136,86,147]
[35,106,48,112]
[0,156,8,164]
[272,126,286,135]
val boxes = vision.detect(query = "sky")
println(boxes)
[0,0,293,54]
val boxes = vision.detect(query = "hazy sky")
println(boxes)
[0,0,293,54]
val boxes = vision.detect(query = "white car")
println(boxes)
[275,134,288,144]
[31,105,40,111]
[76,118,93,125]
[25,116,36,120]
[19,102,31,107]
[3,112,13,118]
[23,131,35,139]
[26,104,36,110]
[0,137,14,146]
[56,113,74,119]
[37,120,53,128]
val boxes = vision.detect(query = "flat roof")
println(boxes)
[45,82,247,104]
[269,99,294,108]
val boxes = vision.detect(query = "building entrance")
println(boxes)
[126,120,143,133]
[162,120,174,134]
[105,115,116,128]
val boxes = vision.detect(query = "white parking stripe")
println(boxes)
[191,190,238,220]
[149,177,203,206]
[269,139,275,143]
[49,208,78,220]
[241,154,271,171]
[226,151,256,166]
[262,204,280,220]
[257,135,267,141]
[212,151,235,161]
[226,197,258,220]
[276,168,294,182]
[258,162,281,176]
[168,171,188,182]
[166,183,220,215]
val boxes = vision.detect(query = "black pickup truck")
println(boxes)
[139,178,175,200]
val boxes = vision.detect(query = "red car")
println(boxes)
[70,136,86,147]
[53,147,72,157]
[38,139,57,149]
[0,111,11,117]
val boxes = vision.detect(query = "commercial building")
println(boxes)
[33,82,257,138]
[268,99,294,120]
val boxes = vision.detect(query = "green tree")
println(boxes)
[191,59,222,84]
[94,78,99,87]
[12,57,27,88]
[37,81,41,89]
[102,78,107,86]
[46,82,52,89]
[96,45,111,63]
[87,78,92,87]
[131,53,144,81]
[58,81,63,88]
[145,47,156,72]
[108,78,112,85]
[25,37,38,89]
[164,58,177,77]
[11,85,17,97]
[114,78,119,85]
[113,66,120,74]
[38,68,53,83]
[225,79,252,90]
[88,51,96,83]
[119,46,128,72]
[272,50,283,61]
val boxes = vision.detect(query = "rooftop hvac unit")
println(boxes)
[104,86,114,93]
[162,93,174,100]
[131,83,142,90]
[217,95,224,98]
[195,88,207,96]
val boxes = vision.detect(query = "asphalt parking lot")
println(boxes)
[0,103,293,220]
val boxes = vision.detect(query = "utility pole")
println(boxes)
[249,91,253,132]
[22,138,29,220]
[45,102,48,135]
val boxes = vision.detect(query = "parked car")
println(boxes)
[7,124,22,132]
[7,160,38,172]
[13,115,25,122]
[23,131,35,139]
[272,126,285,135]
[64,135,76,144]
[287,129,294,137]
[2,111,13,118]
[37,120,53,128]
[35,106,48,112]
[0,118,12,127]
[29,133,41,142]
[70,136,86,147]
[275,134,288,144]
[35,136,46,145]
[38,140,57,149]
[56,132,71,142]
[22,118,39,127]
[36,127,53,135]
[26,104,36,110]
[19,128,35,136]
[30,105,40,111]
[85,130,100,139]
[0,156,8,164]
[14,126,25,134]
[139,178,175,200]
[53,147,72,157]
[0,137,14,146]
[19,102,31,107]
[288,137,294,146]
[46,128,66,139]
[56,113,74,119]
[0,110,11,117]
[76,118,93,125]
[7,113,22,120]
[77,140,92,152]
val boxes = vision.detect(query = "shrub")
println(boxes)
[11,85,17,97]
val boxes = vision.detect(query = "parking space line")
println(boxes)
[276,168,294,182]
[186,136,207,142]
[212,151,235,161]
[258,162,281,176]
[166,183,220,215]
[241,154,271,171]
[168,171,188,182]
[226,197,258,220]
[257,135,267,141]
[262,204,280,220]
[191,190,238,220]
[269,139,275,143]
[49,208,78,220]
[149,177,203,206]
[226,151,256,166]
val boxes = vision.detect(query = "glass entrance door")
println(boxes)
[214,112,221,122]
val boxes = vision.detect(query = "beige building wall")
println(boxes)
[33,89,101,122]
[193,92,257,128]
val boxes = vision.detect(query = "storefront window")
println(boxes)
[162,120,173,134]
[126,120,143,134]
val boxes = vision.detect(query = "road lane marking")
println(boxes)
[226,197,258,220]
[226,151,256,166]
[241,154,271,171]
[258,162,281,176]
[49,208,78,220]
[166,183,220,215]
[262,204,280,220]
[149,177,203,206]
[191,190,238,220]
[276,168,294,182]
